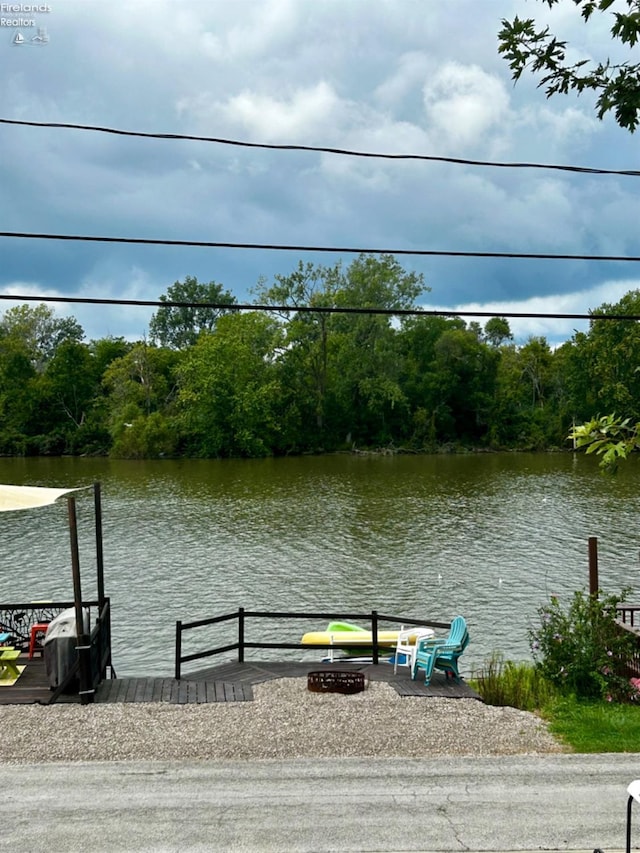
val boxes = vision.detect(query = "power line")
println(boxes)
[1,118,638,177]
[0,292,637,322]
[1,231,639,262]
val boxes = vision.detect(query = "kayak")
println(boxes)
[301,627,433,647]
[301,629,403,647]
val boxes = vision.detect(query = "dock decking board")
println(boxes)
[0,655,479,705]
[183,661,481,700]
[93,677,253,704]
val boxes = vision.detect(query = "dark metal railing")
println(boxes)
[616,608,640,677]
[46,597,114,705]
[0,598,114,705]
[617,606,640,628]
[0,602,78,647]
[175,608,450,680]
[91,598,114,685]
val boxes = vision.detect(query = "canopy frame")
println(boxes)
[1,481,108,704]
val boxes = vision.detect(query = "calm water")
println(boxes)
[1,453,639,677]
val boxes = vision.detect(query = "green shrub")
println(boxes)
[471,653,557,710]
[530,588,637,702]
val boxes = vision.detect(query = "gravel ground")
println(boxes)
[0,678,566,763]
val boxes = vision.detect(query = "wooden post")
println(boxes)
[68,496,93,705]
[588,536,599,596]
[93,482,108,681]
[94,482,105,610]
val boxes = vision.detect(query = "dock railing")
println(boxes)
[616,606,640,677]
[175,608,450,680]
[46,597,114,705]
[617,605,640,629]
[0,598,114,704]
[0,601,73,646]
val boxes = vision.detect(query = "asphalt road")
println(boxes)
[1,754,639,852]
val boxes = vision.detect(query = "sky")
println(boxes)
[1,0,639,346]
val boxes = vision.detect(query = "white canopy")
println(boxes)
[0,484,82,512]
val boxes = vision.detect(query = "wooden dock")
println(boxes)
[0,655,78,705]
[0,653,480,705]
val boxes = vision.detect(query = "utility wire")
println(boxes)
[1,231,639,262]
[0,292,637,322]
[1,118,638,177]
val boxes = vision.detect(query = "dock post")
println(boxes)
[94,482,105,610]
[238,607,245,663]
[372,610,379,665]
[68,496,93,705]
[93,482,108,680]
[588,536,599,596]
[175,620,182,680]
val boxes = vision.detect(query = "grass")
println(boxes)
[471,653,640,752]
[470,653,557,712]
[544,697,640,753]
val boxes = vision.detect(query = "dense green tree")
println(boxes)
[582,290,640,418]
[519,336,553,410]
[484,317,513,348]
[487,343,526,447]
[430,326,499,443]
[0,307,107,454]
[487,335,572,449]
[568,290,640,468]
[109,407,178,459]
[0,304,84,370]
[253,261,342,439]
[149,276,237,349]
[255,255,427,449]
[41,341,95,428]
[398,315,466,446]
[499,0,640,132]
[103,342,180,457]
[321,254,427,446]
[0,334,38,452]
[552,335,596,426]
[30,341,108,454]
[177,312,285,457]
[90,336,132,377]
[10,282,640,461]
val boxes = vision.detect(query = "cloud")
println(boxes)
[422,63,511,151]
[374,52,432,106]
[215,81,345,143]
[0,0,638,349]
[200,0,300,62]
[428,278,640,346]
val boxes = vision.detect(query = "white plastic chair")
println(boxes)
[393,626,435,674]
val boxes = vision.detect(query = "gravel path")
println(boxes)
[0,677,566,763]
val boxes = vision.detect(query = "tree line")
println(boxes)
[1,254,639,459]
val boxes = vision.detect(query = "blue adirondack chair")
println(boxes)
[411,615,469,685]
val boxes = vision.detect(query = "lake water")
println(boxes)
[1,452,639,677]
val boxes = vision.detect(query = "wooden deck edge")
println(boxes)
[95,677,253,704]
